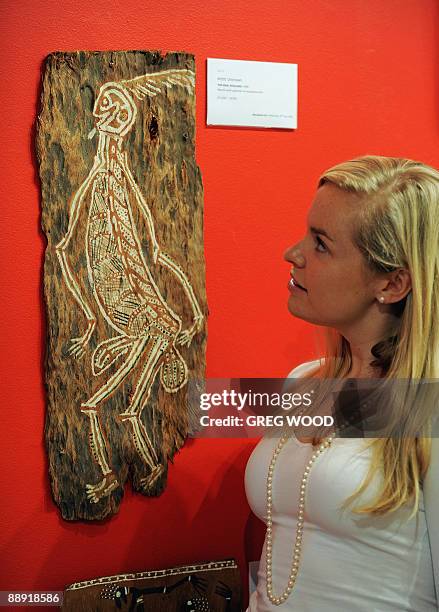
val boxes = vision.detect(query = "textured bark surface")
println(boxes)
[61,559,241,611]
[36,51,206,521]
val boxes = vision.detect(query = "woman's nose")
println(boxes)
[284,244,305,267]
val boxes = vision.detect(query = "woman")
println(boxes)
[245,156,439,611]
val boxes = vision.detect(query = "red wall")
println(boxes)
[1,0,439,608]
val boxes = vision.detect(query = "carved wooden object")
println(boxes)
[36,51,206,520]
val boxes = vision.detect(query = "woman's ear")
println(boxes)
[378,268,412,304]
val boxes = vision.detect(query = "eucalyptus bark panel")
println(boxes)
[36,50,206,521]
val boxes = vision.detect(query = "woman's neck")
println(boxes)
[339,311,401,378]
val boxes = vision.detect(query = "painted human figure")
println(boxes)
[56,70,203,503]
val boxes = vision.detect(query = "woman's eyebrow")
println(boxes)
[310,226,335,242]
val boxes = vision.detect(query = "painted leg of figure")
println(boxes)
[81,408,119,503]
[80,336,149,502]
[81,336,148,409]
[119,335,169,417]
[119,335,170,489]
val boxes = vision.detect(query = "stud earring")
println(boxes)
[378,296,385,303]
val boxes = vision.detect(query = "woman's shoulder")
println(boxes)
[287,358,323,379]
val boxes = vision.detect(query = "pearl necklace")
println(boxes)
[265,433,334,605]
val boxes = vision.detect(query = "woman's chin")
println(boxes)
[287,300,308,320]
[287,292,305,310]
[287,299,323,326]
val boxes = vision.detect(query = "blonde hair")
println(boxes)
[308,155,439,517]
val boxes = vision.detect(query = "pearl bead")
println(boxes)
[265,434,333,605]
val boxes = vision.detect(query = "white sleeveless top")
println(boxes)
[245,360,439,611]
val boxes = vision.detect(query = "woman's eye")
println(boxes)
[315,236,327,253]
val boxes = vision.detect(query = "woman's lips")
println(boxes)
[288,278,307,292]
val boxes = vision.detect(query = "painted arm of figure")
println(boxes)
[119,69,195,268]
[121,151,160,264]
[55,159,103,359]
[122,153,203,344]
[157,251,204,347]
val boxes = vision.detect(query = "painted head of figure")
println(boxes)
[284,155,439,379]
[93,82,137,137]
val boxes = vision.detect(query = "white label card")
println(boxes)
[207,58,298,129]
